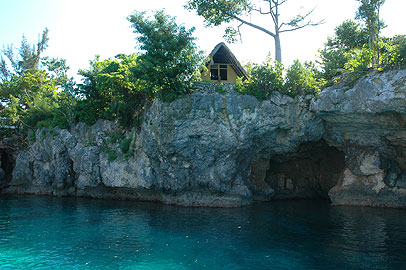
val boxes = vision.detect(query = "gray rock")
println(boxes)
[5,88,324,206]
[5,69,406,208]
[312,70,406,207]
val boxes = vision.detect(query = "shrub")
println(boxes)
[235,59,284,100]
[378,36,406,69]
[284,60,323,97]
[120,137,132,155]
[236,59,323,99]
[344,46,372,72]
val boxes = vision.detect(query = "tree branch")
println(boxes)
[237,23,244,42]
[279,20,324,33]
[252,7,271,15]
[278,7,325,32]
[232,15,276,38]
[269,1,277,26]
[271,0,288,8]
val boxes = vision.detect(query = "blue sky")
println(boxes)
[0,0,405,80]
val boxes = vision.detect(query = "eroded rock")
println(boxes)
[4,69,406,208]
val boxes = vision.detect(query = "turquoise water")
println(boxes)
[0,196,405,269]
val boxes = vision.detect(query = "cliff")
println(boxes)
[312,70,406,207]
[2,69,406,208]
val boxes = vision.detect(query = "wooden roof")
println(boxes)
[207,42,249,80]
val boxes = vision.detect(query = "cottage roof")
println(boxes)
[207,42,249,80]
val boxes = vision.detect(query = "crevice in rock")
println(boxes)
[250,141,345,200]
[381,154,406,189]
[0,149,12,178]
[0,148,16,189]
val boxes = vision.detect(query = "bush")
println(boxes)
[235,59,284,100]
[120,137,132,155]
[344,46,372,72]
[284,60,323,97]
[378,36,406,69]
[236,59,324,99]
[128,10,203,101]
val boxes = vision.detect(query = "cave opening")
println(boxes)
[0,148,13,185]
[250,141,346,201]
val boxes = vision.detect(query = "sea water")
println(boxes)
[0,195,405,269]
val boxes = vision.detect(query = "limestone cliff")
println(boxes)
[312,69,406,207]
[3,69,406,208]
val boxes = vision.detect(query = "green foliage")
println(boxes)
[334,20,369,50]
[100,131,133,162]
[378,36,406,69]
[75,54,143,126]
[356,0,386,32]
[236,59,323,99]
[341,36,405,74]
[355,0,386,66]
[0,28,49,81]
[318,12,405,87]
[186,0,323,63]
[76,10,203,128]
[108,130,124,144]
[235,59,284,100]
[284,60,323,97]
[99,145,119,162]
[344,46,372,73]
[186,0,250,27]
[318,20,368,80]
[128,10,203,101]
[0,68,72,130]
[120,137,132,155]
[0,30,76,133]
[215,86,227,95]
[318,46,348,80]
[28,130,36,142]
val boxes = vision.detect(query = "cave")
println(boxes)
[0,148,14,188]
[250,141,346,201]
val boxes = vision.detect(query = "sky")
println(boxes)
[0,0,405,81]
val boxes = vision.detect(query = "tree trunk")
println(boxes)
[368,18,378,67]
[275,34,282,63]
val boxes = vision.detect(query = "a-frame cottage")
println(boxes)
[201,42,249,83]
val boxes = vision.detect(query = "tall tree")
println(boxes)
[75,54,141,126]
[128,10,203,101]
[318,20,368,79]
[186,0,323,63]
[355,0,386,66]
[0,28,49,81]
[0,29,75,130]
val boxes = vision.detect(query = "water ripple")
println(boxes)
[0,196,406,269]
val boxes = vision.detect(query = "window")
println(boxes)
[210,64,228,81]
[210,65,219,80]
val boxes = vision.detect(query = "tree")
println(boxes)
[127,10,203,101]
[186,0,323,63]
[75,10,203,127]
[332,20,369,50]
[235,57,284,100]
[356,0,386,66]
[284,60,321,97]
[0,28,49,81]
[0,29,74,130]
[318,20,369,79]
[75,54,142,126]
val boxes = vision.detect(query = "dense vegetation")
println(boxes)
[0,11,202,135]
[0,1,405,137]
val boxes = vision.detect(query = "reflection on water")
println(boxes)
[0,195,405,269]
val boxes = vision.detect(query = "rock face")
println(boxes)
[5,91,324,207]
[312,69,406,207]
[4,69,406,208]
[0,136,21,190]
